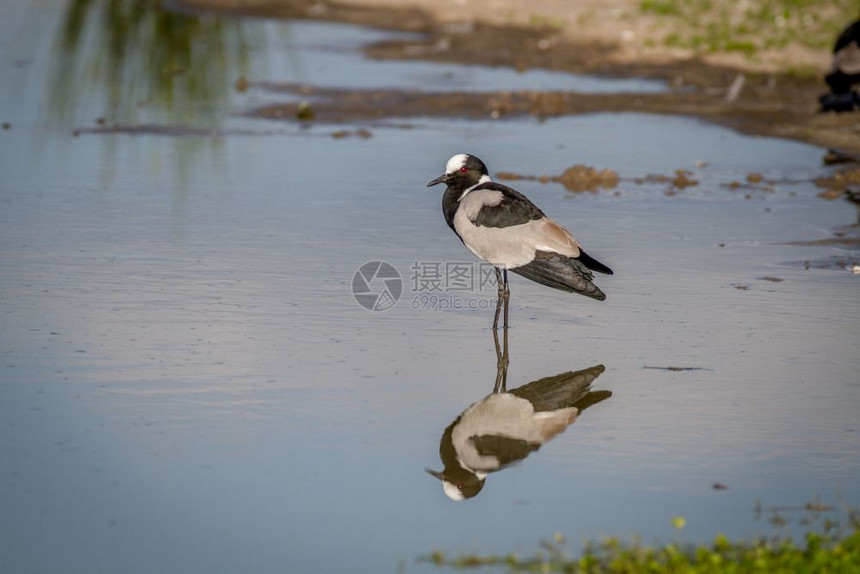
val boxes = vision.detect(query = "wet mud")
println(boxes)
[182,0,860,154]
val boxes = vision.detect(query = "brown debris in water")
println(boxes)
[814,168,860,195]
[724,175,778,193]
[496,165,708,194]
[672,170,698,188]
[634,169,698,189]
[817,188,845,200]
[643,366,708,371]
[331,128,373,139]
[558,165,619,192]
[496,164,619,192]
[495,171,527,181]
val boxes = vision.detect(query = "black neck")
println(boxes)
[442,185,467,232]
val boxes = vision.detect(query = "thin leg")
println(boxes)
[494,268,505,299]
[491,273,510,392]
[502,269,510,329]
[492,267,504,330]
[500,318,508,392]
[492,319,509,393]
[492,326,502,392]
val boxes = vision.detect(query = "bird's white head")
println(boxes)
[445,153,470,174]
[426,153,491,188]
[442,481,466,501]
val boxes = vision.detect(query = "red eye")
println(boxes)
[459,167,468,173]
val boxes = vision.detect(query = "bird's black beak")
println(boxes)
[425,468,444,480]
[426,173,449,187]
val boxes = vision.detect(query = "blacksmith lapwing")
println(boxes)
[427,153,613,327]
[426,360,610,501]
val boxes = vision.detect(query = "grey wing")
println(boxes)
[511,250,606,300]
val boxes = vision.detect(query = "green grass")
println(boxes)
[640,0,683,16]
[423,504,860,572]
[639,0,856,58]
[527,13,567,30]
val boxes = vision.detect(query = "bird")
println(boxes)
[426,363,611,501]
[427,153,613,327]
[821,19,860,112]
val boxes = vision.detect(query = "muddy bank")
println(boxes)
[249,81,858,154]
[182,0,859,154]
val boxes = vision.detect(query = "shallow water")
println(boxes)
[253,20,667,94]
[1,2,859,573]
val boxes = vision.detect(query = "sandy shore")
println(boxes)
[182,0,860,154]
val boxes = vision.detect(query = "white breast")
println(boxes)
[453,192,581,268]
[452,394,578,472]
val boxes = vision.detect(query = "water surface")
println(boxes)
[1,2,858,573]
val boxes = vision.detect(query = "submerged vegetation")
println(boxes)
[50,0,254,125]
[424,503,860,572]
[639,0,855,57]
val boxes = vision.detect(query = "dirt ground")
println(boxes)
[182,0,860,155]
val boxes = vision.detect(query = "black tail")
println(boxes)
[511,250,606,300]
[510,364,609,412]
[577,248,613,275]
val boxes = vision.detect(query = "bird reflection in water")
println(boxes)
[426,326,612,500]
